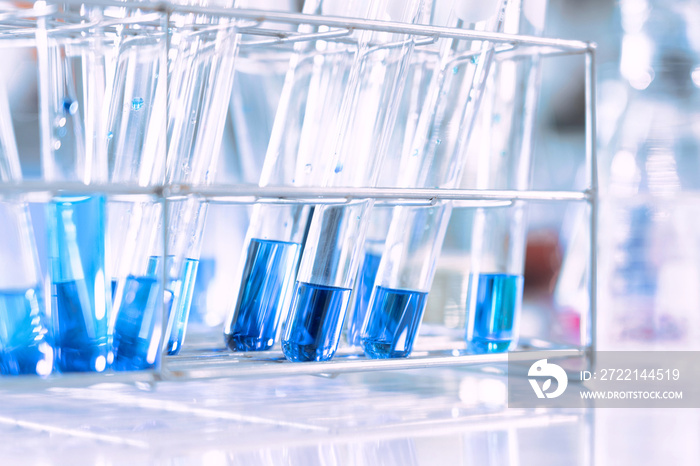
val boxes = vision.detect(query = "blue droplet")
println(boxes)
[107,131,113,141]
[493,114,501,123]
[334,163,343,174]
[452,66,459,74]
[436,139,442,145]
[412,149,419,157]
[62,98,78,115]
[470,56,479,65]
[131,97,144,111]
[57,127,67,138]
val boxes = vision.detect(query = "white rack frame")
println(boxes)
[0,0,597,387]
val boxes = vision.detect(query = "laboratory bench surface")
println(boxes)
[0,367,698,465]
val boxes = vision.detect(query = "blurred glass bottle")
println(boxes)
[599,0,700,350]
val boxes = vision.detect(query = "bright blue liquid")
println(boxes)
[112,273,167,371]
[48,196,110,373]
[466,273,523,353]
[113,255,196,369]
[281,282,351,362]
[0,288,53,376]
[346,251,382,346]
[360,286,428,359]
[165,258,199,355]
[225,239,301,351]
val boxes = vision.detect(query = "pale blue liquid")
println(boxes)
[165,258,199,355]
[281,282,351,362]
[112,273,166,371]
[361,286,428,359]
[225,239,301,351]
[0,288,53,376]
[346,250,382,346]
[112,256,198,368]
[466,273,524,353]
[48,196,110,373]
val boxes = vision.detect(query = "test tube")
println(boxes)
[37,7,113,372]
[463,0,547,354]
[110,1,240,368]
[162,1,241,356]
[0,34,53,376]
[106,9,169,370]
[224,0,380,352]
[359,0,510,359]
[345,0,448,347]
[280,0,424,362]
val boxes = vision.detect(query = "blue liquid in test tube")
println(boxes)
[112,256,171,370]
[361,286,428,359]
[226,238,301,351]
[466,273,523,354]
[49,196,110,373]
[346,250,382,346]
[281,282,351,362]
[0,288,53,376]
[164,258,199,355]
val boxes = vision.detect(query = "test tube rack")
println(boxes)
[0,0,597,387]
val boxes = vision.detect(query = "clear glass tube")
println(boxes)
[345,0,446,348]
[463,0,546,354]
[37,9,112,373]
[224,0,388,353]
[0,52,53,376]
[111,2,240,368]
[281,0,424,362]
[104,7,169,371]
[359,0,511,359]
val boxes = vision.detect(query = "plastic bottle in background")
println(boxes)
[598,0,700,350]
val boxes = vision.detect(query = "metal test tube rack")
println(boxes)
[0,0,597,387]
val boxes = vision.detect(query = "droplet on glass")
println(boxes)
[62,98,78,115]
[131,97,144,111]
[334,163,343,173]
[107,131,113,141]
[304,163,312,174]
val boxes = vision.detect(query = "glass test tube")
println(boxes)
[107,9,169,371]
[224,0,379,352]
[37,8,112,372]
[359,0,510,359]
[0,41,53,376]
[111,1,241,368]
[463,0,546,353]
[281,0,424,362]
[345,0,449,347]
